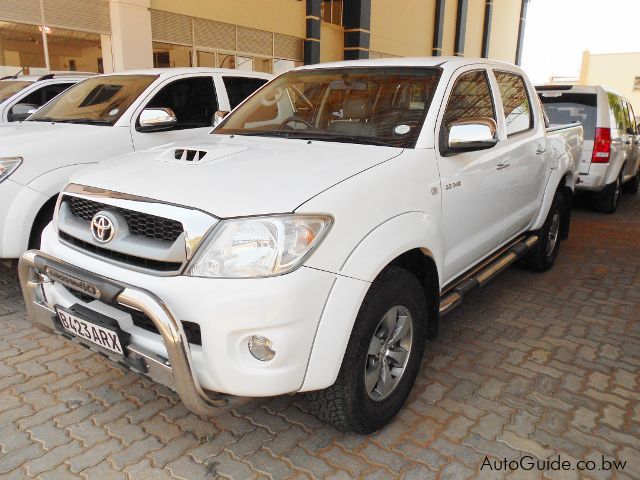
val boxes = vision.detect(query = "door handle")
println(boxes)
[496,162,510,170]
[536,146,546,155]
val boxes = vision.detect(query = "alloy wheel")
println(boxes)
[364,306,414,401]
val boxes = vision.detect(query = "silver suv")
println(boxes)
[538,85,640,213]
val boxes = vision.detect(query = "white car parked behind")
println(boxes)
[0,68,271,259]
[0,72,92,122]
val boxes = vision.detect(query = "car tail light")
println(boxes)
[592,127,611,163]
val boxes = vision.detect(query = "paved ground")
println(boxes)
[0,193,639,480]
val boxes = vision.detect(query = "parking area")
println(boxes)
[0,193,639,480]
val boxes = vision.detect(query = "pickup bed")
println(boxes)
[0,68,271,259]
[19,57,583,433]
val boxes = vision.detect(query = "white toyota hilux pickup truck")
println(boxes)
[19,58,583,433]
[0,68,271,259]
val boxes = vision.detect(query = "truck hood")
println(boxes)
[0,121,130,185]
[70,135,403,217]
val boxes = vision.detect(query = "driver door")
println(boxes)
[131,75,219,151]
[435,67,511,284]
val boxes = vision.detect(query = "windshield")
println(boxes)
[215,67,441,148]
[29,75,158,125]
[0,80,33,102]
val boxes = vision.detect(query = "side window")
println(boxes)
[441,70,496,151]
[143,77,218,130]
[628,102,637,134]
[222,77,268,110]
[494,71,533,136]
[608,93,626,133]
[624,101,636,135]
[18,83,75,108]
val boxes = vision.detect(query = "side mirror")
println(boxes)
[213,110,230,127]
[8,103,39,122]
[447,118,498,153]
[138,108,177,132]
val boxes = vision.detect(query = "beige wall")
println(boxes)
[488,0,520,62]
[320,23,344,63]
[580,51,640,114]
[442,0,458,56]
[464,0,485,58]
[150,0,305,38]
[370,0,435,57]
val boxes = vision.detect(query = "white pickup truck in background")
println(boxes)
[0,72,92,122]
[20,58,583,433]
[0,68,271,259]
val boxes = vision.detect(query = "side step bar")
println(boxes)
[439,235,539,316]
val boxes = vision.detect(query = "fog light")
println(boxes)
[248,335,276,361]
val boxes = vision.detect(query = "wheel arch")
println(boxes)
[28,194,58,249]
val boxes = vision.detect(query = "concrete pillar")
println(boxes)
[100,34,114,73]
[109,0,153,71]
[579,50,590,85]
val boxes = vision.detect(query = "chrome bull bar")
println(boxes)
[18,249,229,417]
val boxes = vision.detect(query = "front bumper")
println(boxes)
[20,222,340,414]
[19,249,230,417]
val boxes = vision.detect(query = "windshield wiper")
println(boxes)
[292,133,397,147]
[54,118,112,125]
[225,130,397,147]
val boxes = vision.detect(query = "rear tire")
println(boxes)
[595,173,622,213]
[308,266,427,433]
[622,169,640,194]
[520,191,565,272]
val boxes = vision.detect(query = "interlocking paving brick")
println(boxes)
[0,193,639,478]
[66,438,123,473]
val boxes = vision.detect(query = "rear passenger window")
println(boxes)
[223,77,268,110]
[495,71,533,136]
[441,70,496,147]
[608,93,627,133]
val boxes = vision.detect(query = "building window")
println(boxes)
[47,27,104,73]
[321,0,343,26]
[0,21,109,75]
[634,76,640,92]
[152,42,192,68]
[0,21,48,76]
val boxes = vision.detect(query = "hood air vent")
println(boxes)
[174,149,207,161]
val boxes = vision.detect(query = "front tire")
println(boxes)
[308,267,427,433]
[520,191,565,272]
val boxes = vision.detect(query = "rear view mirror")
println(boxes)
[138,108,177,132]
[447,117,498,154]
[213,110,230,127]
[8,103,39,122]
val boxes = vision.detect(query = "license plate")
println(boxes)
[55,307,125,355]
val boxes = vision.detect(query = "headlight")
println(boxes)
[187,214,333,278]
[0,157,22,183]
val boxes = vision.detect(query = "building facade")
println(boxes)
[0,0,528,77]
[579,50,640,115]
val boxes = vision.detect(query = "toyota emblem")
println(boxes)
[91,213,115,243]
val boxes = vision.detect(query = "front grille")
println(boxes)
[60,232,182,272]
[67,196,184,242]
